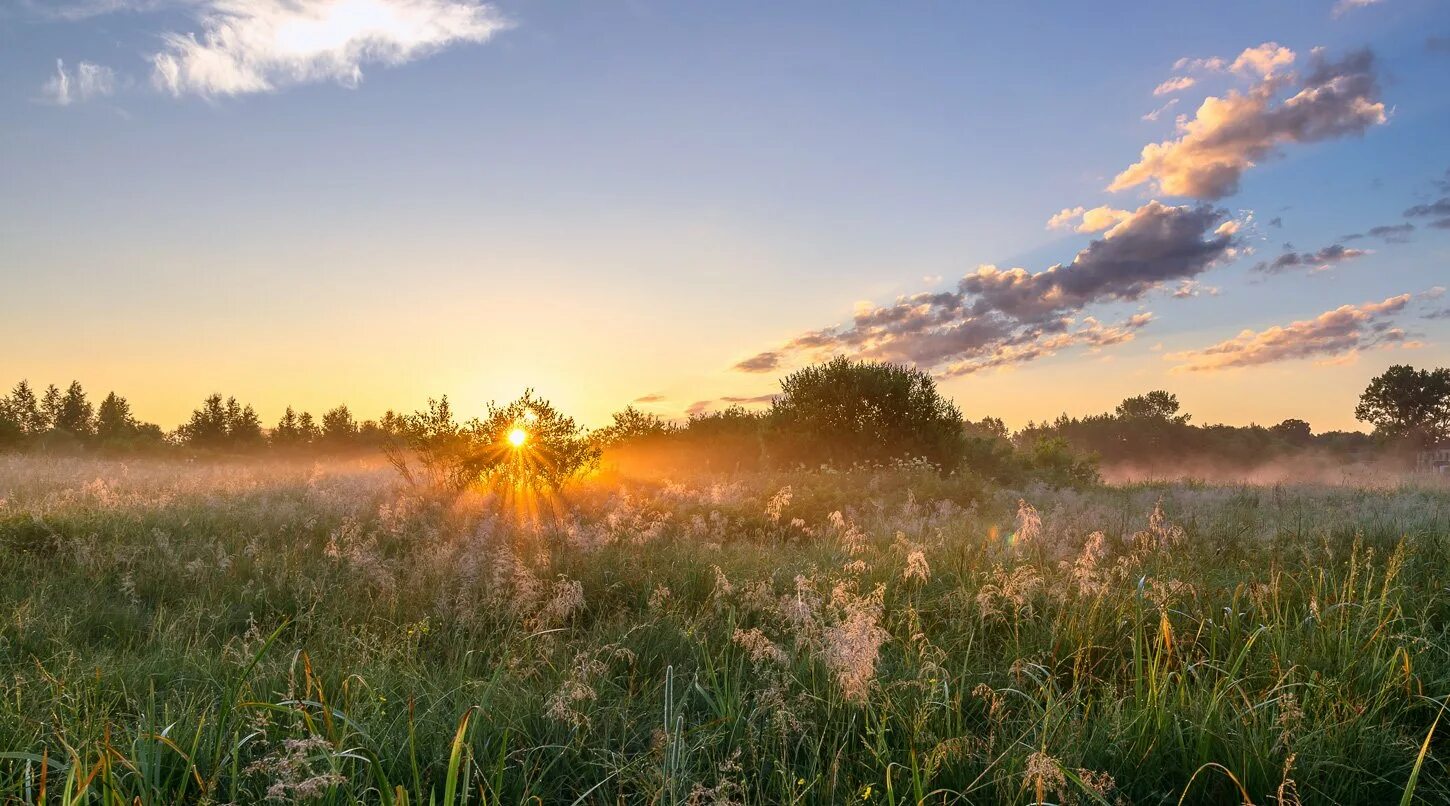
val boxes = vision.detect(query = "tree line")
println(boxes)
[1,362,1443,481]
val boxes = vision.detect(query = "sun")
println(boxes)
[507,427,528,447]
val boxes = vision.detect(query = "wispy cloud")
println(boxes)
[40,58,116,105]
[1251,243,1369,275]
[1332,0,1383,19]
[1168,294,1411,371]
[736,201,1237,377]
[146,0,509,97]
[1152,76,1195,96]
[1110,46,1386,200]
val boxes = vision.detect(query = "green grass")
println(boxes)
[0,455,1446,803]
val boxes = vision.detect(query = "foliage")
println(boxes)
[386,391,600,493]
[1355,364,1450,447]
[592,406,678,449]
[768,357,966,470]
[0,456,1445,803]
[177,394,265,450]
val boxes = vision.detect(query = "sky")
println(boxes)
[2,0,1449,433]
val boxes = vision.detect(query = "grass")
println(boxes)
[0,454,1446,803]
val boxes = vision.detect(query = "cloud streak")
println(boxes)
[1110,46,1386,199]
[149,0,509,97]
[1251,243,1368,275]
[1168,294,1411,371]
[41,58,116,105]
[736,201,1237,377]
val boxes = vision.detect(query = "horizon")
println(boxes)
[4,0,1450,433]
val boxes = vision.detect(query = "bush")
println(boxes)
[767,357,965,470]
[386,392,600,493]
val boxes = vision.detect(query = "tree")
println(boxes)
[3,381,44,435]
[1116,390,1189,423]
[322,405,358,445]
[472,390,600,490]
[273,407,302,445]
[178,394,229,447]
[227,400,265,447]
[1355,365,1450,446]
[593,406,678,449]
[54,381,95,438]
[39,384,62,432]
[1270,418,1313,446]
[177,394,262,449]
[95,392,137,441]
[768,357,966,470]
[297,411,321,443]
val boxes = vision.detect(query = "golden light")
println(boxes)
[507,427,528,447]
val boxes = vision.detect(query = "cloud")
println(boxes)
[685,394,775,417]
[1168,294,1411,371]
[632,394,666,404]
[1230,42,1295,78]
[1109,47,1386,200]
[1431,218,1450,230]
[1367,222,1415,242]
[1045,205,1133,233]
[738,201,1236,376]
[1332,0,1383,18]
[1251,243,1368,275]
[1173,55,1227,73]
[1153,76,1196,96]
[41,58,116,105]
[1404,197,1450,218]
[1141,98,1179,122]
[149,0,509,97]
[734,351,782,373]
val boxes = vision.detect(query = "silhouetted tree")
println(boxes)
[1116,390,1189,423]
[1270,418,1313,446]
[3,381,44,435]
[273,407,302,445]
[178,394,262,450]
[39,384,62,432]
[593,406,677,449]
[297,411,321,443]
[768,357,966,470]
[1355,365,1450,447]
[95,392,137,441]
[54,381,95,438]
[227,399,265,447]
[322,405,358,445]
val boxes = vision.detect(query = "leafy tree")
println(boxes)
[227,399,265,447]
[471,390,600,490]
[3,381,45,435]
[1270,418,1313,446]
[1116,390,1189,423]
[322,405,359,445]
[1355,365,1450,446]
[768,357,965,470]
[593,406,677,449]
[1023,436,1100,487]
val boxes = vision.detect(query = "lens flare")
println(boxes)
[508,427,528,447]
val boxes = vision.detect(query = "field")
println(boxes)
[0,455,1447,804]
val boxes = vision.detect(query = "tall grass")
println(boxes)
[0,455,1445,803]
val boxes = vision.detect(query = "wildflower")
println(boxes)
[1024,751,1066,804]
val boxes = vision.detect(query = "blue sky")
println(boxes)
[2,0,1448,430]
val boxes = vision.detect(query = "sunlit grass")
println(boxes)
[0,455,1445,803]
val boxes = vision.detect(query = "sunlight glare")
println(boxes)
[508,427,528,447]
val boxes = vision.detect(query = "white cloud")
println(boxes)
[1332,0,1383,18]
[1152,76,1195,96]
[150,0,509,97]
[1046,205,1134,233]
[41,58,117,105]
[1168,294,1411,371]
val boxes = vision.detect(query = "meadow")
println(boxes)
[0,455,1446,804]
